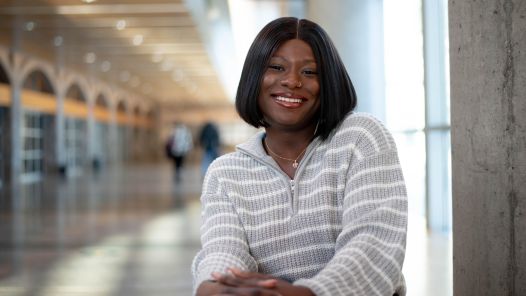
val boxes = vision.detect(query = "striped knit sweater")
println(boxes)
[192,112,408,296]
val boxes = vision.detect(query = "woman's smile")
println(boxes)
[273,93,307,108]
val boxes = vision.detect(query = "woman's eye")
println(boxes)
[303,69,318,75]
[268,65,284,71]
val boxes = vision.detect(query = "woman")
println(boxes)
[192,17,407,296]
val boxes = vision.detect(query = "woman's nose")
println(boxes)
[280,73,302,89]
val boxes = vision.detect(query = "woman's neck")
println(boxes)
[264,124,317,159]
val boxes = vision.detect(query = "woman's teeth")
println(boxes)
[275,96,302,103]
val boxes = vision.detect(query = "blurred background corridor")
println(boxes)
[0,0,452,295]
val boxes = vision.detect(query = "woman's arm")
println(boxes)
[294,148,408,296]
[192,168,258,293]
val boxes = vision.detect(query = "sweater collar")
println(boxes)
[236,131,269,162]
[236,130,322,170]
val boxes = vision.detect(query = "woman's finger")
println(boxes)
[228,268,274,280]
[217,286,282,296]
[256,279,278,288]
[212,272,242,286]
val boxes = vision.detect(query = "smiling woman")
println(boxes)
[192,17,408,296]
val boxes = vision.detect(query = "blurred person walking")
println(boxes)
[198,121,221,176]
[167,122,193,181]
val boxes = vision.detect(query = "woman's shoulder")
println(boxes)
[331,112,397,154]
[340,112,386,129]
[204,151,251,176]
[208,151,246,167]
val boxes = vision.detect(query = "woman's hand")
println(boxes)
[206,268,315,296]
[196,279,280,296]
[213,268,277,288]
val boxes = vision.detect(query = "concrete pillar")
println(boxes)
[86,93,96,169]
[9,53,22,186]
[55,75,66,174]
[449,0,526,295]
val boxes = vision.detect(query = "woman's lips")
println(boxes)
[272,94,305,108]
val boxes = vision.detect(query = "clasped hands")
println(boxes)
[196,267,315,296]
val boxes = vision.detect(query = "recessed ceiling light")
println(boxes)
[84,52,96,64]
[120,71,131,82]
[171,70,183,82]
[82,0,97,3]
[142,83,152,95]
[100,61,111,72]
[160,60,173,71]
[151,52,163,63]
[116,20,126,30]
[25,21,35,31]
[132,34,143,46]
[130,76,141,88]
[53,35,63,47]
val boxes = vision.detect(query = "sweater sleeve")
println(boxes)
[191,165,258,293]
[294,148,408,296]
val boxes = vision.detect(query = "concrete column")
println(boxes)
[9,52,22,186]
[55,75,66,174]
[449,0,526,295]
[86,93,96,169]
[109,105,118,166]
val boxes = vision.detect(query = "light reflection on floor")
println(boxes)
[0,163,451,296]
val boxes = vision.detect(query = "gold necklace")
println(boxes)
[264,139,309,169]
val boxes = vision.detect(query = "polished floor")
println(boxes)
[0,163,451,296]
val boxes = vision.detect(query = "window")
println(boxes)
[21,111,44,182]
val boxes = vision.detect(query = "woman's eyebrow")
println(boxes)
[269,56,317,64]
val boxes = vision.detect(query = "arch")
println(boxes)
[94,83,114,108]
[95,93,109,108]
[22,69,55,94]
[63,72,91,101]
[146,109,155,118]
[93,93,112,123]
[116,100,127,113]
[20,60,56,94]
[65,83,86,102]
[0,61,9,84]
[133,105,141,117]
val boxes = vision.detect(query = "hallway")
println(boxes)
[0,163,451,296]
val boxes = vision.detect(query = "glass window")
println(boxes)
[65,117,86,175]
[384,0,426,219]
[21,111,44,182]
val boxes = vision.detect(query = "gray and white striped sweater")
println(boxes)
[192,112,407,296]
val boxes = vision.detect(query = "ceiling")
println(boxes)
[0,0,230,109]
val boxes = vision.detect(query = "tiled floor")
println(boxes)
[0,163,451,296]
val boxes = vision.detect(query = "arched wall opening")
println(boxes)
[20,69,57,182]
[92,94,111,167]
[64,83,88,175]
[115,100,129,163]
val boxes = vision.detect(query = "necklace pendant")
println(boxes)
[292,161,298,168]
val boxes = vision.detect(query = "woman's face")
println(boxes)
[258,39,320,132]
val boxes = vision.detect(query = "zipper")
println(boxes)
[237,135,321,216]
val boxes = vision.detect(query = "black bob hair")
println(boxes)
[235,17,357,141]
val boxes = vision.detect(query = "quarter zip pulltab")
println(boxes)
[289,179,296,216]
